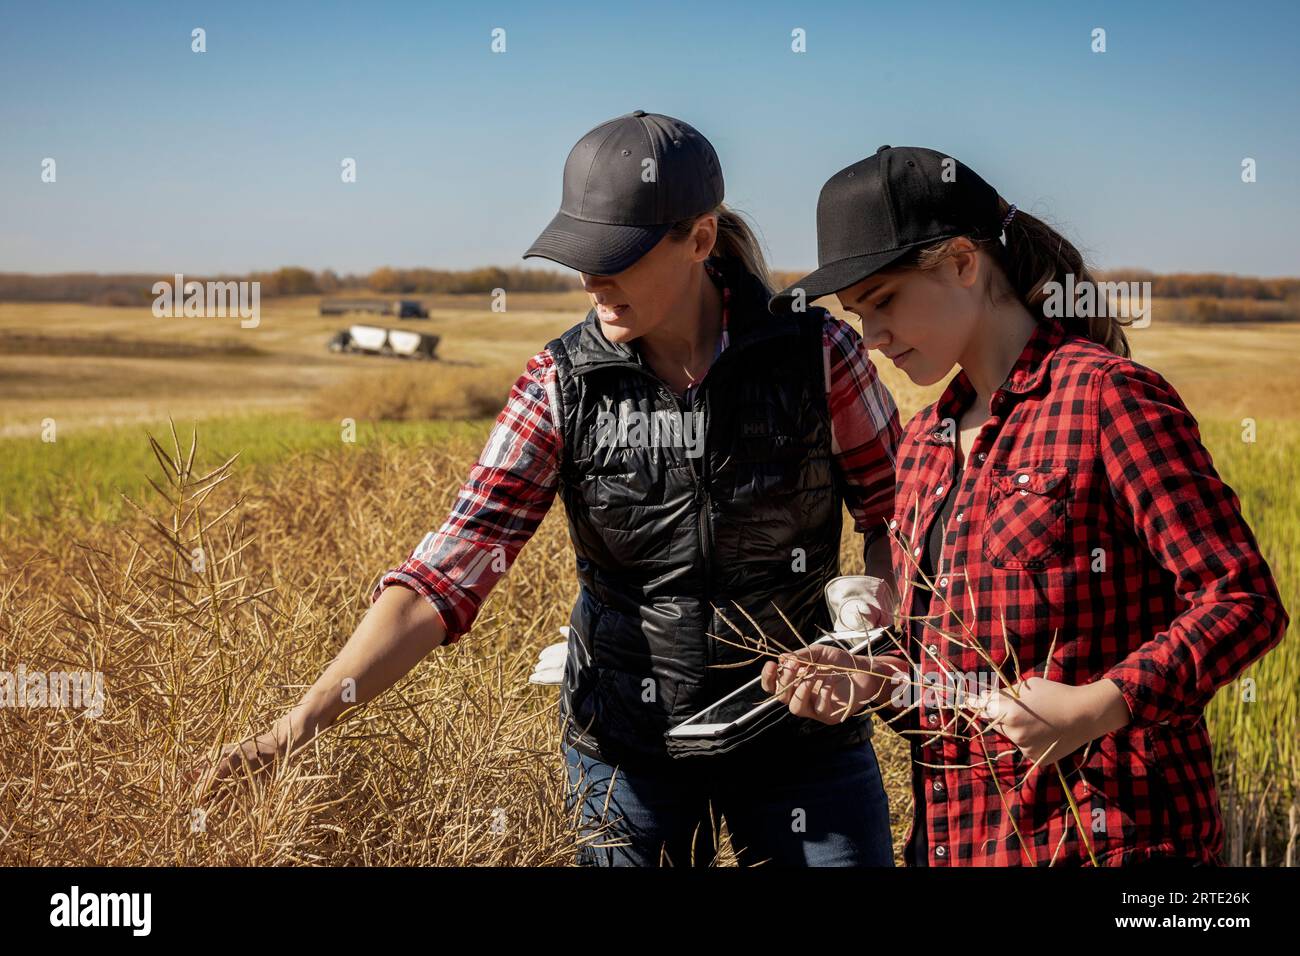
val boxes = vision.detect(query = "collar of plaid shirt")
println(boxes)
[926,315,1067,430]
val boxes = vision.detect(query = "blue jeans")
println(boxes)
[561,737,894,866]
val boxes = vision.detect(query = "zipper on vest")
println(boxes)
[688,385,714,674]
[656,376,715,673]
[626,367,715,650]
[574,342,806,676]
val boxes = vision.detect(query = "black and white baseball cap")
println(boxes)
[770,145,1003,311]
[523,111,725,276]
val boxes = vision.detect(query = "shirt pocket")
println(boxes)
[981,464,1071,570]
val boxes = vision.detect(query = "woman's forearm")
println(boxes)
[284,584,448,749]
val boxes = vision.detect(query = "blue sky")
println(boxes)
[2,0,1297,276]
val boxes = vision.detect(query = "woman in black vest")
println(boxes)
[195,112,903,867]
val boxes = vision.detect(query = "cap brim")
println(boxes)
[523,211,670,276]
[768,247,918,313]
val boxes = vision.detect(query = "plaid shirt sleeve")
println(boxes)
[369,349,562,644]
[823,315,901,540]
[1097,359,1290,727]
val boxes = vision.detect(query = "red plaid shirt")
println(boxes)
[374,261,901,645]
[888,315,1288,866]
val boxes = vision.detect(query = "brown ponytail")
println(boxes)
[901,198,1131,357]
[666,202,774,295]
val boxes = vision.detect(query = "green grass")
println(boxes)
[1198,418,1299,857]
[2,413,493,532]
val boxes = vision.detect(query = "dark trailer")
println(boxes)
[319,298,429,319]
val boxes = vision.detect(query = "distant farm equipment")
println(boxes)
[319,298,429,319]
[328,325,440,360]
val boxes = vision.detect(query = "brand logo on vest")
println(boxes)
[595,408,705,458]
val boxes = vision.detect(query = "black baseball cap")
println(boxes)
[523,110,725,276]
[770,145,1003,312]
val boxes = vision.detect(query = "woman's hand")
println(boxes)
[186,585,447,803]
[186,710,308,801]
[760,644,904,725]
[967,676,1133,765]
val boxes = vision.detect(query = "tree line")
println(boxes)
[0,266,579,305]
[2,267,1296,313]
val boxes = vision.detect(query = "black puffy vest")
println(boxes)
[549,257,874,767]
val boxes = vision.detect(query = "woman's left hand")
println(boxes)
[761,645,903,724]
[967,676,1133,765]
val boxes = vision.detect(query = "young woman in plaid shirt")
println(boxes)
[764,146,1289,866]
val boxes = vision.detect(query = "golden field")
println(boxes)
[0,293,1295,865]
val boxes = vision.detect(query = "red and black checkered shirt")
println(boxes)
[888,315,1288,866]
